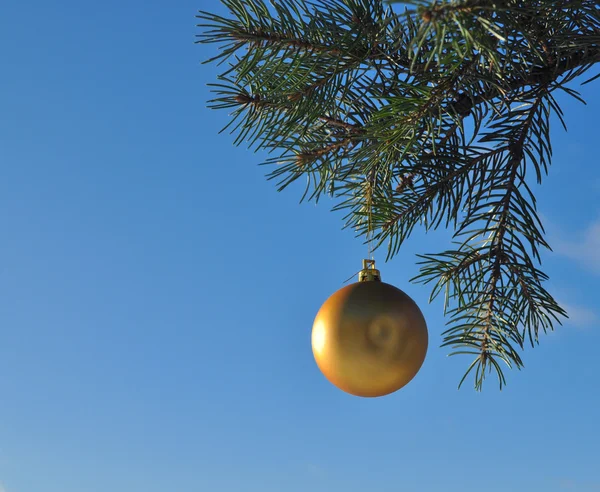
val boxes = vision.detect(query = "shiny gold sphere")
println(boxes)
[312,279,428,397]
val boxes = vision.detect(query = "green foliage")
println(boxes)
[197,0,600,389]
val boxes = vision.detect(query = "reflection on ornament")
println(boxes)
[311,260,428,397]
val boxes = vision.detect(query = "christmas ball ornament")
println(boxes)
[311,260,428,397]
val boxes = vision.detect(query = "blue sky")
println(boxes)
[1,1,599,491]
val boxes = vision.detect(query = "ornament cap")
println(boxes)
[358,259,381,282]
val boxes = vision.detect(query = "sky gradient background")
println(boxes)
[1,1,600,491]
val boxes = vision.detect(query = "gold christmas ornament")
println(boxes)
[312,260,428,397]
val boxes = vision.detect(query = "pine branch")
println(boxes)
[200,0,598,389]
[471,99,541,390]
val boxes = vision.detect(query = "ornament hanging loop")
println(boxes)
[358,259,381,282]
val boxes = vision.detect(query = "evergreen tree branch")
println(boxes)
[199,0,598,389]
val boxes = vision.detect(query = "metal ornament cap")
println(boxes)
[312,262,428,397]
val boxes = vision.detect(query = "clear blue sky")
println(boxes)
[1,1,599,491]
